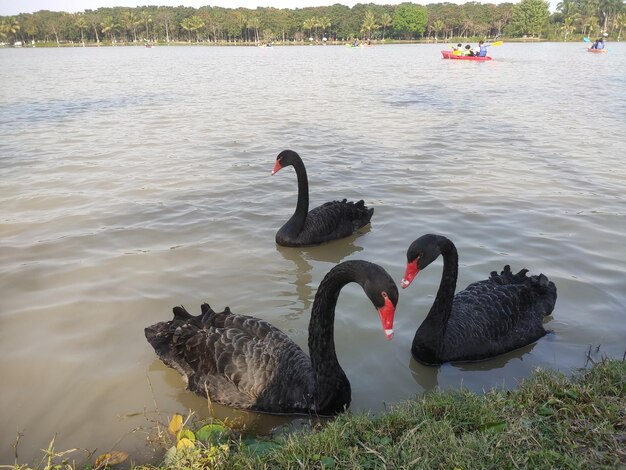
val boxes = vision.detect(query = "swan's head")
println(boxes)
[401,234,442,289]
[361,263,399,340]
[272,149,300,175]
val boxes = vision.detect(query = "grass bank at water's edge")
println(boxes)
[9,358,625,469]
[140,358,625,470]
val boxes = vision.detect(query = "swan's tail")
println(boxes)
[490,265,557,316]
[347,199,374,228]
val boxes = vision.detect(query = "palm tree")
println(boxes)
[85,10,101,45]
[100,16,118,43]
[74,13,87,46]
[140,10,152,42]
[318,16,331,40]
[432,19,445,41]
[0,17,20,44]
[120,9,140,42]
[303,17,315,40]
[380,12,392,40]
[361,10,379,40]
[561,16,574,39]
[556,0,577,18]
[180,15,204,42]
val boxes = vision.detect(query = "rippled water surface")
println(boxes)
[1,42,625,464]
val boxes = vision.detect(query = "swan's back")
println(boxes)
[415,266,557,363]
[145,303,316,413]
[278,199,373,247]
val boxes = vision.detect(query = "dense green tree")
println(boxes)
[393,2,428,38]
[2,1,620,45]
[508,0,550,37]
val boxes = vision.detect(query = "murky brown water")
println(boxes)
[1,42,625,464]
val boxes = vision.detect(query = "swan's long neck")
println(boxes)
[308,262,356,412]
[417,237,458,357]
[289,157,309,232]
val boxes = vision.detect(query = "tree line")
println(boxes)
[0,1,624,46]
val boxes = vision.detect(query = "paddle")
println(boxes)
[491,41,503,46]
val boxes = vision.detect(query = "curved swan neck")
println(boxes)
[432,236,458,321]
[291,157,309,224]
[417,237,458,352]
[308,262,360,407]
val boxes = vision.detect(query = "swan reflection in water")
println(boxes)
[407,341,539,393]
[275,230,368,314]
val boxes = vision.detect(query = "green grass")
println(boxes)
[9,359,625,469]
[139,358,625,470]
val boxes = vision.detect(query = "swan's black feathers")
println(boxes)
[430,265,556,363]
[294,199,373,246]
[408,235,557,365]
[273,150,373,247]
[146,260,397,415]
[146,305,317,413]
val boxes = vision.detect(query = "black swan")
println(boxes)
[401,234,557,365]
[145,260,398,415]
[271,149,374,247]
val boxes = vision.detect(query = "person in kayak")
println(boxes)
[591,37,605,49]
[452,43,463,55]
[476,40,491,57]
[463,44,474,56]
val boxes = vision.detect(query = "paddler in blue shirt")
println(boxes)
[476,40,491,57]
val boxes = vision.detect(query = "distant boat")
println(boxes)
[441,50,492,61]
[145,43,153,48]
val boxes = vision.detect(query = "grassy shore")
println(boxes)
[128,358,625,470]
[11,358,625,469]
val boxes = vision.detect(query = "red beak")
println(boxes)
[377,296,395,340]
[271,160,282,175]
[401,259,419,289]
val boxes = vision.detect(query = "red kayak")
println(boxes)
[587,48,608,53]
[441,50,492,61]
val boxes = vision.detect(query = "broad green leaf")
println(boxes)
[178,429,195,443]
[168,414,183,435]
[195,423,228,443]
[242,438,280,456]
[320,456,336,468]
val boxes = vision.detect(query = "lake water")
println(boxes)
[1,42,625,465]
